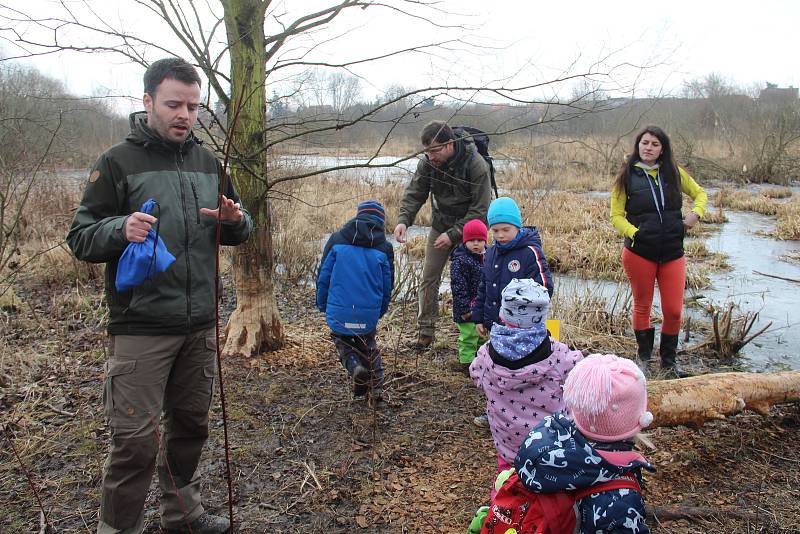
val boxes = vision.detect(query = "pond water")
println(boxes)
[280,154,516,183]
[698,210,800,370]
[398,209,800,372]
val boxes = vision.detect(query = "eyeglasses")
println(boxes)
[424,142,449,156]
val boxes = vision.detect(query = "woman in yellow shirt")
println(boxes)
[610,126,707,377]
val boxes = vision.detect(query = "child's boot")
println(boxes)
[344,353,370,397]
[352,364,370,397]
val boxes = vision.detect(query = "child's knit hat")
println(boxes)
[356,200,385,225]
[498,278,549,329]
[462,219,488,243]
[563,354,653,442]
[487,197,522,228]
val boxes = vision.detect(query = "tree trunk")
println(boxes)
[648,371,800,428]
[221,0,285,356]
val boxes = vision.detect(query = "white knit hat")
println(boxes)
[498,278,549,329]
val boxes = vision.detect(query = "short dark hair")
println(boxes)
[420,121,453,146]
[143,57,202,96]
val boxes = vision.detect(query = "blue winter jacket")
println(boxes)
[449,244,483,323]
[515,412,655,534]
[316,215,394,335]
[471,226,553,330]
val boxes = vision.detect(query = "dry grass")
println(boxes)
[502,140,614,193]
[774,196,800,240]
[2,177,103,292]
[712,188,781,215]
[520,191,623,280]
[697,206,727,224]
[550,282,633,354]
[761,186,793,199]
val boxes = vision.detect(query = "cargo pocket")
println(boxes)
[103,360,137,418]
[198,335,217,411]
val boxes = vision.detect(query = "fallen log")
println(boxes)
[648,371,800,428]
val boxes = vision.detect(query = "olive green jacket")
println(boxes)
[67,114,252,335]
[397,135,491,243]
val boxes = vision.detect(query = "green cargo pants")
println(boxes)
[456,322,486,364]
[96,328,216,534]
[418,227,456,338]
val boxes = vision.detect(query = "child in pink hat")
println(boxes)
[514,353,655,533]
[449,219,488,370]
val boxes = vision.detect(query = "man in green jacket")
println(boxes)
[67,58,251,534]
[393,121,491,349]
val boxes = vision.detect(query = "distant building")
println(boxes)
[759,84,798,103]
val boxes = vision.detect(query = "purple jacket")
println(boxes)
[469,334,582,464]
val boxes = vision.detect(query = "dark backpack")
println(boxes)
[453,126,498,198]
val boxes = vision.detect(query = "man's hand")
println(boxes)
[393,223,407,243]
[461,312,472,321]
[434,232,452,250]
[476,324,486,337]
[199,195,243,222]
[683,212,700,229]
[124,212,157,243]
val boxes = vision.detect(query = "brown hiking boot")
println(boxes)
[409,334,434,351]
[164,512,230,533]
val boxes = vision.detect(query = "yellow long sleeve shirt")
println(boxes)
[610,167,707,239]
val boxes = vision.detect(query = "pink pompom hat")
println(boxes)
[563,353,653,442]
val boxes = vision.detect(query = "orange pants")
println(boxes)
[622,248,685,335]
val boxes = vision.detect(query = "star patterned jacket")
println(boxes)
[468,333,582,464]
[515,412,655,534]
[449,243,484,323]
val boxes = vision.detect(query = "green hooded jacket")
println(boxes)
[67,113,252,335]
[397,133,491,243]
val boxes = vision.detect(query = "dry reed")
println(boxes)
[713,188,781,215]
[774,196,800,240]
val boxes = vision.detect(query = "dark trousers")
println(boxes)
[97,329,216,533]
[331,331,383,390]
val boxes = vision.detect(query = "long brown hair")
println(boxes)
[614,126,681,204]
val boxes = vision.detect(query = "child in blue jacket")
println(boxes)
[472,196,553,338]
[316,200,394,404]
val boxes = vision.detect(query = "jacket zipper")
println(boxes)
[176,150,192,330]
[190,180,201,224]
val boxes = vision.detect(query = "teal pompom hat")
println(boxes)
[487,196,522,228]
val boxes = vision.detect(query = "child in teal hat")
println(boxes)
[471,196,554,339]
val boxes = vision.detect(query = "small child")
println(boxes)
[449,219,488,369]
[470,279,583,486]
[472,197,553,338]
[514,354,655,533]
[316,200,394,404]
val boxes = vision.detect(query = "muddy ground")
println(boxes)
[1,279,799,533]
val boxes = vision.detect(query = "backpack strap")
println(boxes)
[572,473,642,501]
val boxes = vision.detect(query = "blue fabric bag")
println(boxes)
[115,199,176,292]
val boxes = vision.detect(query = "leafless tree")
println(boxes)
[0,0,642,356]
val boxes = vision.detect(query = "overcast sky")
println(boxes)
[3,0,798,113]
